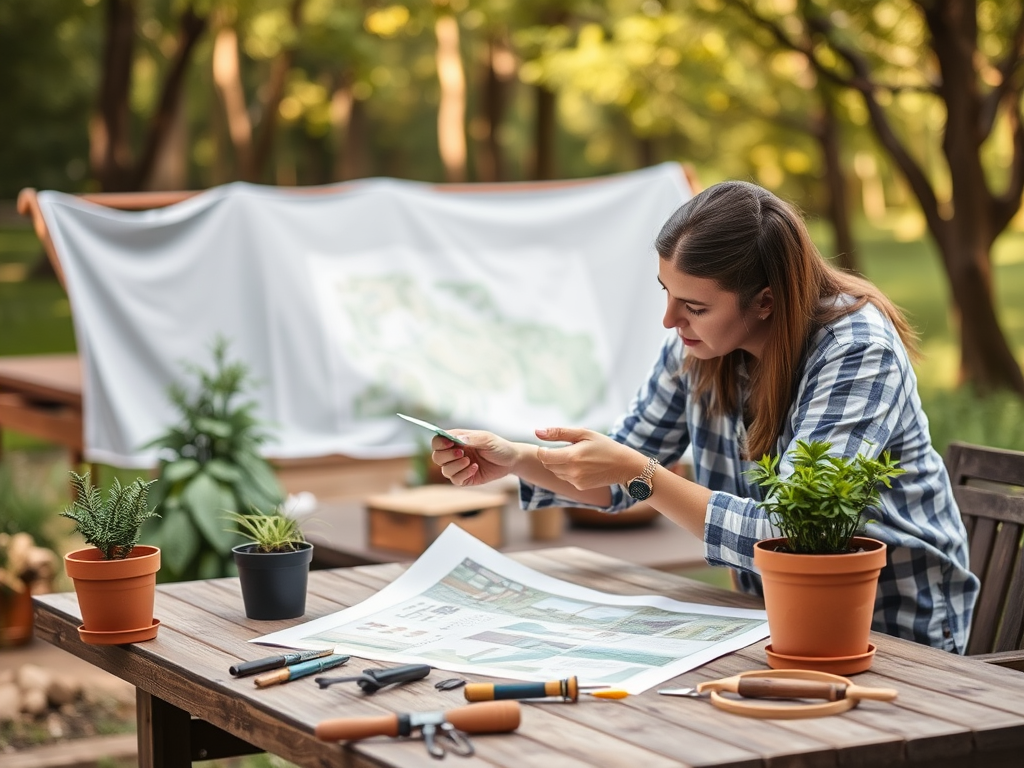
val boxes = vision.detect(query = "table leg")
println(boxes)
[137,690,192,768]
[135,689,264,766]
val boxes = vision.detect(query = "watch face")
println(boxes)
[627,479,652,501]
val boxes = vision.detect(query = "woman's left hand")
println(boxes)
[534,427,649,491]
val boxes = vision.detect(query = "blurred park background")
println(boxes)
[2,1,1024,759]
[2,0,1024,524]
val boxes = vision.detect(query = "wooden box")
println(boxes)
[365,485,508,555]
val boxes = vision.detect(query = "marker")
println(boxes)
[230,648,335,678]
[254,654,350,688]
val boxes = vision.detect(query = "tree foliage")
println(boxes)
[4,0,1023,390]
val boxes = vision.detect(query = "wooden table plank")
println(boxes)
[34,548,1024,768]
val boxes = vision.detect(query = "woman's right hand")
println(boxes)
[430,430,519,487]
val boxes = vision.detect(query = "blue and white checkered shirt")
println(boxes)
[522,300,979,652]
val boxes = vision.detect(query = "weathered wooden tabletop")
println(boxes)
[34,547,1024,768]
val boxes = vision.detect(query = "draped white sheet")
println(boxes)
[38,163,691,467]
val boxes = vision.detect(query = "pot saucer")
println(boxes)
[764,642,876,675]
[78,618,160,645]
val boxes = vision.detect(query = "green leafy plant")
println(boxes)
[746,439,905,555]
[59,471,158,560]
[226,508,306,554]
[142,338,285,581]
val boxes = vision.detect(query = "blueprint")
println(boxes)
[254,526,768,694]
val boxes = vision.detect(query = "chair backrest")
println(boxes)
[945,441,1024,656]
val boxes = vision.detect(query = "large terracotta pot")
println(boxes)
[753,536,886,673]
[64,545,161,644]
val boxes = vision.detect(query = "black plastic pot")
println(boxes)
[232,542,313,620]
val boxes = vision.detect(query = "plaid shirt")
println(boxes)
[522,300,979,652]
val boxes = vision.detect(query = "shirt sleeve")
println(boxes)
[520,334,692,512]
[705,332,911,570]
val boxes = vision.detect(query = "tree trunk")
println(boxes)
[132,8,206,190]
[435,14,467,182]
[91,0,135,191]
[476,36,514,182]
[816,88,857,273]
[924,0,1024,392]
[251,0,304,183]
[938,227,1024,392]
[144,92,188,191]
[533,85,556,181]
[212,23,254,180]
[334,86,370,181]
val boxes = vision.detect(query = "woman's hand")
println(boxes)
[430,430,520,487]
[534,427,648,490]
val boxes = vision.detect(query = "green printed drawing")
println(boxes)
[332,274,606,420]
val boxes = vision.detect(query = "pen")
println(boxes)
[254,654,350,688]
[230,648,335,677]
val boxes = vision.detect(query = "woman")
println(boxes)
[431,180,978,652]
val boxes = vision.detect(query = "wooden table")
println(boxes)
[0,353,83,464]
[34,547,1024,767]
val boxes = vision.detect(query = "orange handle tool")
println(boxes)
[703,676,898,702]
[315,700,521,742]
[464,676,582,702]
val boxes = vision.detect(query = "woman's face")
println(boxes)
[658,260,771,359]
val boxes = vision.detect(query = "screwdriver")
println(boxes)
[315,663,432,693]
[463,676,626,702]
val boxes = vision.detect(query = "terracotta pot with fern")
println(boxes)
[60,472,161,644]
[229,508,312,620]
[747,440,903,674]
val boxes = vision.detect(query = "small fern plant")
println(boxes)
[226,508,305,554]
[746,439,905,555]
[60,472,159,560]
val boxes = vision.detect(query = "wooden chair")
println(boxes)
[945,440,1024,669]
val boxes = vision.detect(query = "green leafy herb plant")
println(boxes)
[142,338,285,581]
[60,471,159,560]
[226,508,306,554]
[746,439,905,555]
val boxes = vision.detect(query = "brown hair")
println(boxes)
[655,181,918,460]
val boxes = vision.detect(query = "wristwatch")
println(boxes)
[626,456,659,501]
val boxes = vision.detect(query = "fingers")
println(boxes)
[429,437,478,486]
[535,426,589,444]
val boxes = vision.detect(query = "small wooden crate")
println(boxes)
[365,485,508,555]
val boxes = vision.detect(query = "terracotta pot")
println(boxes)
[753,537,886,666]
[0,586,34,647]
[64,545,161,643]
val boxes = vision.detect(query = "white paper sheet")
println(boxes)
[253,526,768,694]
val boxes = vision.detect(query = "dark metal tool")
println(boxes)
[434,678,467,691]
[315,663,432,693]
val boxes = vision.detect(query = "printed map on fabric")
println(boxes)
[309,247,612,438]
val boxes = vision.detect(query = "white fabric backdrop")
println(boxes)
[38,163,691,467]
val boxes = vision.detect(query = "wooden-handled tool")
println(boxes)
[315,700,520,757]
[464,676,617,702]
[698,675,898,702]
[660,669,898,719]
